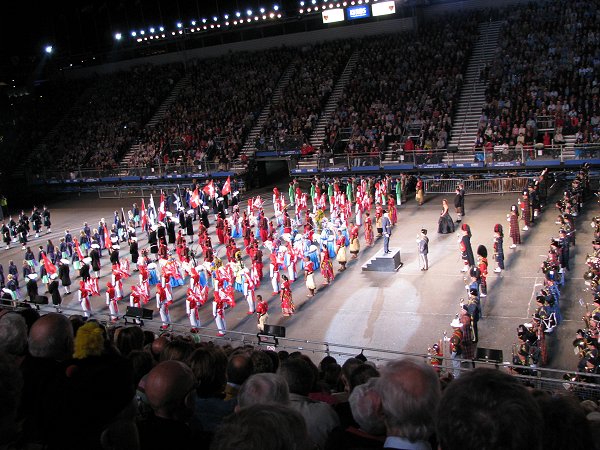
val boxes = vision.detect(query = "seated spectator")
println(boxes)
[210,403,312,450]
[325,377,386,450]
[373,358,440,450]
[236,372,290,410]
[436,368,542,450]
[137,360,198,450]
[277,357,340,449]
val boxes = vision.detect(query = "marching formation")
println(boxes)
[0,175,410,336]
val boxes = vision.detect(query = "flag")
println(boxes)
[85,278,99,296]
[140,198,147,231]
[221,176,231,196]
[148,194,157,224]
[42,253,57,275]
[158,191,166,222]
[74,239,84,261]
[203,180,215,197]
[190,187,201,209]
[103,225,111,250]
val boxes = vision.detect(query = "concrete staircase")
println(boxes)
[118,74,192,173]
[236,61,298,160]
[308,49,360,150]
[444,20,502,164]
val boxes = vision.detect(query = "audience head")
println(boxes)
[237,373,290,409]
[188,346,228,397]
[0,312,27,356]
[145,360,196,421]
[277,357,314,396]
[227,351,255,386]
[437,368,542,450]
[374,358,440,442]
[115,326,144,357]
[159,338,194,362]
[210,404,311,450]
[29,312,74,361]
[349,377,386,435]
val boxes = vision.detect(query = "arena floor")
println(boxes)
[3,184,595,372]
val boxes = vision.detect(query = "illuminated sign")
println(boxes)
[372,0,396,16]
[346,5,370,20]
[322,8,345,23]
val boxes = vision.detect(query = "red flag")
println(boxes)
[190,187,201,209]
[74,239,84,261]
[203,180,214,197]
[158,191,166,222]
[140,198,147,231]
[221,176,231,196]
[103,225,111,250]
[42,253,57,275]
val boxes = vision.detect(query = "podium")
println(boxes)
[361,248,403,272]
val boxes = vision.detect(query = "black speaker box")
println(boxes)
[476,347,503,363]
[125,306,153,320]
[263,324,286,337]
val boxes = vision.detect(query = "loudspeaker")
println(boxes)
[476,347,503,363]
[125,306,153,320]
[32,295,49,305]
[263,324,286,337]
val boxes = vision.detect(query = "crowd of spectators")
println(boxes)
[0,78,89,172]
[479,0,600,154]
[132,49,294,169]
[2,309,600,450]
[323,15,479,163]
[257,40,353,151]
[29,64,184,174]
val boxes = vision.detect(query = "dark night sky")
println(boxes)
[2,0,297,57]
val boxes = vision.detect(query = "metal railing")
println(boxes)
[3,301,600,398]
[30,161,233,183]
[424,176,534,195]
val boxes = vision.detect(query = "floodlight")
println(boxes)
[191,20,196,26]
[131,31,137,37]
[247,9,252,15]
[45,45,53,54]
[140,30,145,35]
[159,26,164,31]
[176,22,183,28]
[114,32,122,40]
[274,4,279,10]
[235,11,241,17]
[213,16,218,21]
[224,14,229,19]
[149,27,155,33]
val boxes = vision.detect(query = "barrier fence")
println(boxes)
[424,177,535,195]
[3,301,599,399]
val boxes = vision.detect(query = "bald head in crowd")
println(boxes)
[145,360,196,421]
[28,313,74,361]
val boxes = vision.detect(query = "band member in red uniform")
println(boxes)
[280,274,295,317]
[349,221,360,259]
[364,212,374,246]
[256,294,269,331]
[304,256,316,297]
[320,244,335,285]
